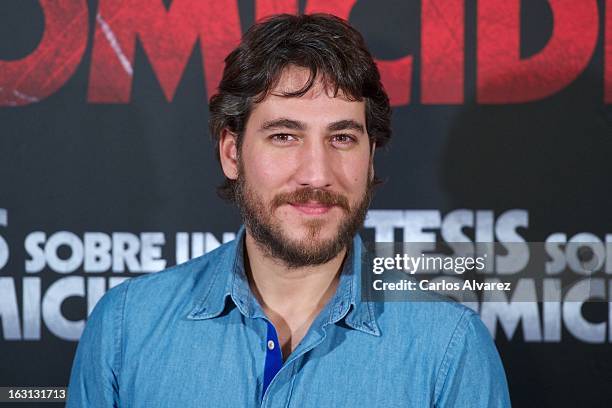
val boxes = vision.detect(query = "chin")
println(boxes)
[290,224,340,243]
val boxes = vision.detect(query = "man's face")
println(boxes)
[224,66,375,267]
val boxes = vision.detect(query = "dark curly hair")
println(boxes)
[209,13,392,201]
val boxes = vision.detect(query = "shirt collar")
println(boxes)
[186,226,380,337]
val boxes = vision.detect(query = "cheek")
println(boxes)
[241,147,295,189]
[336,154,371,189]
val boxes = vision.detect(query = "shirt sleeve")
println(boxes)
[66,280,129,407]
[434,310,511,407]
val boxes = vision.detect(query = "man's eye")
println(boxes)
[270,134,297,143]
[331,134,356,145]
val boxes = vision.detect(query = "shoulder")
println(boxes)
[130,239,233,287]
[90,240,234,325]
[375,296,506,398]
[376,293,493,358]
[380,291,481,334]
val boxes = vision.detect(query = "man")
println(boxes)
[67,14,510,407]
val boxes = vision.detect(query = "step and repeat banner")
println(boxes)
[1,0,611,406]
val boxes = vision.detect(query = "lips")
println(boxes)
[288,201,333,215]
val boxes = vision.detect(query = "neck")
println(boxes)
[244,231,348,357]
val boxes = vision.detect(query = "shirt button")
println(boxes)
[267,340,275,350]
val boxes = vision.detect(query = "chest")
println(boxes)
[117,314,438,407]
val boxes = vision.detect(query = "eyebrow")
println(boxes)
[260,118,306,131]
[327,119,365,134]
[259,118,365,134]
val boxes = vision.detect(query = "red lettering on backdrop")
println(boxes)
[477,0,598,103]
[255,0,298,21]
[421,0,464,104]
[0,0,88,107]
[88,0,241,103]
[2,0,607,106]
[606,0,611,103]
[305,0,413,106]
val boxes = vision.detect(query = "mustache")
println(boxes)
[271,187,350,211]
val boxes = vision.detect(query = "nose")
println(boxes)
[293,137,333,189]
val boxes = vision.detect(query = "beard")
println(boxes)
[234,161,374,268]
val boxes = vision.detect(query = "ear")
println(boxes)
[219,129,239,180]
[369,141,376,182]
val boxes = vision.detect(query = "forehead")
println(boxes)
[247,66,366,127]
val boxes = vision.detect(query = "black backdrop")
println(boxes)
[1,0,611,406]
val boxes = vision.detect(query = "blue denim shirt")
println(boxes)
[67,226,511,407]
